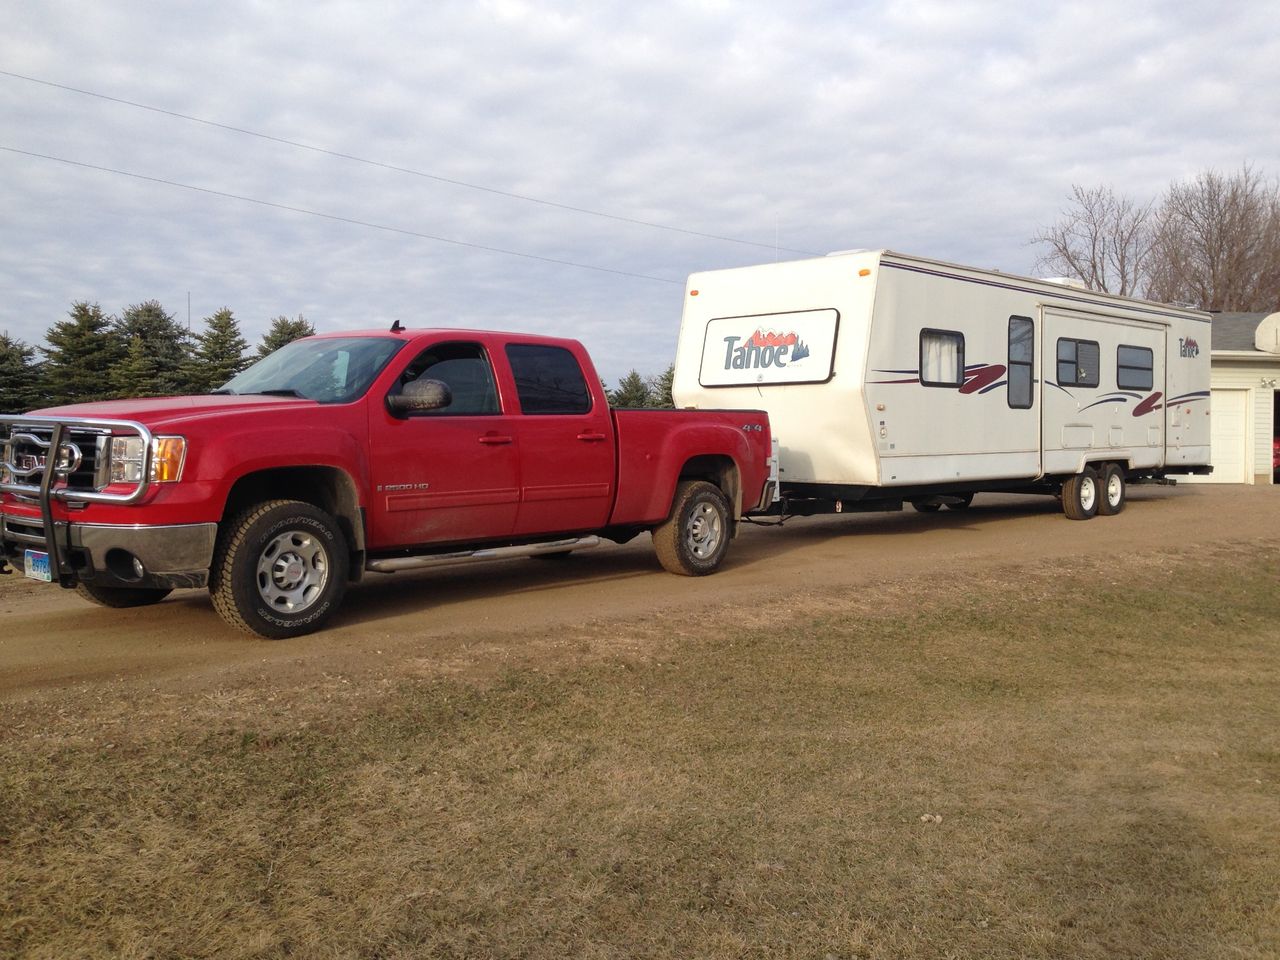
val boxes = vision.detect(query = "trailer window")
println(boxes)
[1008,316,1034,409]
[1056,338,1099,388]
[506,344,592,415]
[1117,345,1154,390]
[920,329,965,387]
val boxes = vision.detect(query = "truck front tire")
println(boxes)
[654,480,731,576]
[210,500,349,639]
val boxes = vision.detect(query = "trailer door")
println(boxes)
[1040,310,1167,476]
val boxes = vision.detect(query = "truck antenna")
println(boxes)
[390,320,404,333]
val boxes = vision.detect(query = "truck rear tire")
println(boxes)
[654,480,731,576]
[1098,463,1126,516]
[210,499,349,639]
[945,493,975,511]
[74,582,172,608]
[1062,468,1100,521]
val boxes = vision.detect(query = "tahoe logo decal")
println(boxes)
[723,329,811,370]
[1179,337,1200,358]
[699,308,838,386]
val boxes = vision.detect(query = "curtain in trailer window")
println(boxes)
[1056,338,1100,388]
[920,330,963,387]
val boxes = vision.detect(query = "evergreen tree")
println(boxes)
[258,314,316,357]
[646,364,675,408]
[111,335,167,398]
[608,370,652,407]
[184,307,249,392]
[112,300,192,395]
[0,333,41,412]
[41,301,124,405]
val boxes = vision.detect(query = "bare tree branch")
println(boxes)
[1032,185,1153,296]
[1145,165,1280,310]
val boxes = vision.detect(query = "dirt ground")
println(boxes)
[2,483,1277,702]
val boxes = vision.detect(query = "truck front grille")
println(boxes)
[2,424,107,492]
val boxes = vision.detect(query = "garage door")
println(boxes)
[1201,388,1249,484]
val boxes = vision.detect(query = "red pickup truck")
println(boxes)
[1,328,774,638]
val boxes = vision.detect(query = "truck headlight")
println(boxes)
[109,436,187,484]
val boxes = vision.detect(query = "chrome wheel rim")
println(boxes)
[685,501,723,559]
[257,530,329,612]
[1106,473,1123,508]
[1080,476,1097,513]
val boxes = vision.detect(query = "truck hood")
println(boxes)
[26,394,322,430]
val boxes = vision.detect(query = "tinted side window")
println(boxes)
[393,342,500,415]
[919,329,965,388]
[1056,338,1099,388]
[1007,316,1034,409]
[1117,345,1154,390]
[506,344,592,415]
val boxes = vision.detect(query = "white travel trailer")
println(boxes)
[672,250,1212,519]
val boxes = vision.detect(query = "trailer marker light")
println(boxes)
[858,269,871,277]
[690,290,699,296]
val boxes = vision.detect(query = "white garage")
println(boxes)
[1203,388,1250,484]
[1195,312,1280,485]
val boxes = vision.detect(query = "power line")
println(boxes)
[0,69,819,257]
[0,145,684,285]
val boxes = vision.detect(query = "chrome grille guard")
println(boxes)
[1,415,157,583]
[1,415,156,505]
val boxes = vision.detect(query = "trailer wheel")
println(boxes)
[1062,468,1100,521]
[945,493,975,511]
[210,499,349,639]
[1098,464,1126,516]
[654,480,731,576]
[74,582,172,608]
[911,500,942,513]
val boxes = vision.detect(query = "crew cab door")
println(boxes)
[502,342,616,535]
[367,340,519,548]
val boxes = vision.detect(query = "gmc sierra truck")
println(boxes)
[1,328,774,638]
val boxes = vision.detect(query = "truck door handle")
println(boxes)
[576,432,607,442]
[478,435,513,445]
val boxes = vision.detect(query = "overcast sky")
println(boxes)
[2,0,1278,384]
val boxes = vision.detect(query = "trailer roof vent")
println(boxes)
[1040,277,1090,290]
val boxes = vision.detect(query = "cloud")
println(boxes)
[1,0,1278,385]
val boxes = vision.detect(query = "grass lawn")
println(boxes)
[3,545,1279,958]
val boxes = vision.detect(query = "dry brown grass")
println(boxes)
[3,546,1279,958]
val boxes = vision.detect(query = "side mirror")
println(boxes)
[387,378,452,416]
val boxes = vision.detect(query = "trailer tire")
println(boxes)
[945,493,975,511]
[911,500,942,513]
[1062,468,1100,521]
[210,499,349,639]
[654,480,731,576]
[1098,463,1126,516]
[74,582,172,608]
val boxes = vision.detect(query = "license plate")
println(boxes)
[24,549,52,583]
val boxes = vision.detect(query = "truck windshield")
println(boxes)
[218,337,406,404]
